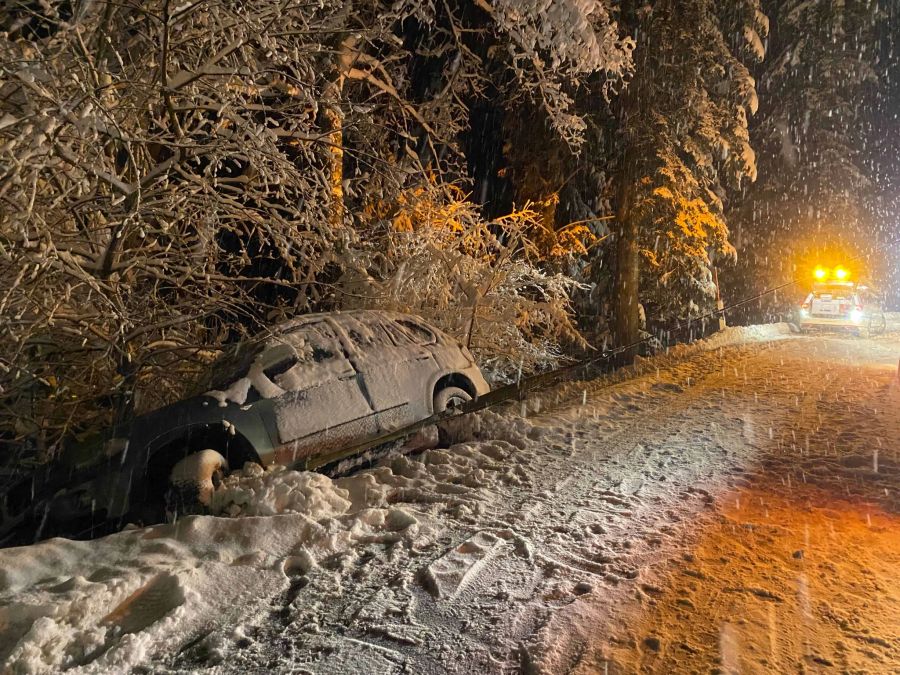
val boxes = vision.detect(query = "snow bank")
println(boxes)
[671,322,794,355]
[0,411,534,674]
[210,463,353,518]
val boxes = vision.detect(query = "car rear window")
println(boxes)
[395,319,436,345]
[812,286,853,300]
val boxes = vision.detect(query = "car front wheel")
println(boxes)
[166,449,228,521]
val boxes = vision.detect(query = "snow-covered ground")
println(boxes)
[1,324,898,674]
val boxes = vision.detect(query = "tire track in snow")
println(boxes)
[392,341,780,671]
[501,344,785,672]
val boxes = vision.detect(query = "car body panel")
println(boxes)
[333,314,431,422]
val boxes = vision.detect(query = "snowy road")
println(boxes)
[1,325,898,674]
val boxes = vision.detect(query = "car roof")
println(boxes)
[195,311,444,393]
[268,309,434,334]
[813,281,855,288]
[811,282,856,292]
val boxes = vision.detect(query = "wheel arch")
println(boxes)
[431,372,477,404]
[141,423,262,506]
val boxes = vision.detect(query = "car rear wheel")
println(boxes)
[165,449,228,521]
[433,386,473,448]
[434,386,472,413]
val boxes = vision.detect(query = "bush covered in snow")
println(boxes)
[0,0,631,452]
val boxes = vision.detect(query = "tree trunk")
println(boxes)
[322,36,359,230]
[613,160,641,361]
[612,0,647,363]
[321,103,344,228]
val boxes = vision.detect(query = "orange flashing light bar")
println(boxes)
[813,266,851,282]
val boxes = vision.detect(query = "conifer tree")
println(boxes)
[612,0,768,352]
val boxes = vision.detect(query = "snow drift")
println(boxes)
[0,412,532,674]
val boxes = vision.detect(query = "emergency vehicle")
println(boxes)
[795,266,887,336]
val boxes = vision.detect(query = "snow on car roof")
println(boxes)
[198,311,438,386]
[270,309,434,335]
[199,311,449,405]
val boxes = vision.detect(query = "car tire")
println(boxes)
[165,449,228,521]
[433,386,472,413]
[433,386,473,448]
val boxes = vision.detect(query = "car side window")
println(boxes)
[271,322,354,390]
[297,323,343,363]
[380,322,413,347]
[395,319,436,345]
[337,317,397,351]
[262,352,299,380]
[200,341,264,393]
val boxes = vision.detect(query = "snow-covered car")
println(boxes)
[795,281,887,336]
[0,311,489,543]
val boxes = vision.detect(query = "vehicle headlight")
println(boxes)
[850,309,863,324]
[799,309,809,318]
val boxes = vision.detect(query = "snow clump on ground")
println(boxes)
[0,411,533,674]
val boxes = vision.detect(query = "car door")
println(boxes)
[384,318,441,400]
[266,321,376,465]
[341,316,438,432]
